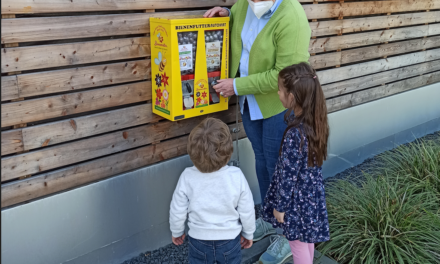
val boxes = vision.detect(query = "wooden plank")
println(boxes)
[311,36,440,69]
[341,35,440,65]
[318,48,440,85]
[1,11,205,44]
[3,0,439,15]
[310,11,440,37]
[302,1,440,20]
[3,11,439,44]
[1,81,151,128]
[326,71,440,113]
[1,37,150,73]
[1,0,237,14]
[322,60,440,98]
[1,122,245,208]
[1,75,19,101]
[16,59,150,99]
[20,104,161,151]
[1,129,24,155]
[1,106,239,181]
[310,24,437,54]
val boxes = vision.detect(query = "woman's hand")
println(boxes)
[213,78,235,97]
[172,234,186,246]
[204,7,229,18]
[240,235,253,249]
[273,209,285,223]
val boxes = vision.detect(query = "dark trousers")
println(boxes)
[241,101,288,203]
[188,235,241,264]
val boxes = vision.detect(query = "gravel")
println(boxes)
[121,131,439,264]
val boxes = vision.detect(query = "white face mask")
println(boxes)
[247,0,274,19]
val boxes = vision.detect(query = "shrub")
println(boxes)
[377,138,440,197]
[318,174,440,264]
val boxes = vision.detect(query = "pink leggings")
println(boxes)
[288,240,315,264]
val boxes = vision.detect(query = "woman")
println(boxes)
[205,1,311,263]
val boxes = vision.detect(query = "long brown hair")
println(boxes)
[278,62,329,167]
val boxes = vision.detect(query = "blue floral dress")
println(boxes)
[262,125,330,243]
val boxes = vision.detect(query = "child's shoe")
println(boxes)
[253,218,277,241]
[258,235,292,264]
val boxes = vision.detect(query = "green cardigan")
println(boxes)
[229,0,311,118]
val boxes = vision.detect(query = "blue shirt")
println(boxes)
[231,0,283,120]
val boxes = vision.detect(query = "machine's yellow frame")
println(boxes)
[150,17,230,121]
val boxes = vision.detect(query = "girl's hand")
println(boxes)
[204,7,229,18]
[213,78,235,97]
[273,209,285,223]
[240,235,253,249]
[172,234,186,246]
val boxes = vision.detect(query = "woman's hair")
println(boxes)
[278,62,329,167]
[187,118,234,173]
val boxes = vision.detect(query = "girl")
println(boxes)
[262,62,330,264]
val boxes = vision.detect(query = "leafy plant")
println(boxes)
[377,137,440,197]
[318,174,440,264]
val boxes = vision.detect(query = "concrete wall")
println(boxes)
[2,83,440,264]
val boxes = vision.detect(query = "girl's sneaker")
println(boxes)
[258,235,292,264]
[253,218,277,242]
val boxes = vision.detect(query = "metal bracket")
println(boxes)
[232,127,240,133]
[229,160,240,167]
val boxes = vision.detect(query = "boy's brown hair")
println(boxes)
[187,118,233,173]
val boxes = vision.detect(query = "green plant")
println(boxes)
[318,175,440,264]
[378,138,440,197]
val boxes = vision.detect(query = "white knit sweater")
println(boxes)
[169,165,256,240]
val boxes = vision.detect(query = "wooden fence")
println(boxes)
[1,0,439,208]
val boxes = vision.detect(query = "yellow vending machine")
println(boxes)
[150,17,229,121]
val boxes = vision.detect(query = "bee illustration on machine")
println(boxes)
[154,51,167,72]
[157,32,164,43]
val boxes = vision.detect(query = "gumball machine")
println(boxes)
[150,17,229,121]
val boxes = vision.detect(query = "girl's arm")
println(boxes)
[274,128,302,213]
[169,174,189,238]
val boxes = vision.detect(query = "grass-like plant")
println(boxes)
[318,174,440,264]
[377,137,440,197]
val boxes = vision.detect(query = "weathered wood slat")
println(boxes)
[1,11,204,44]
[17,60,150,99]
[310,11,440,37]
[21,104,162,151]
[3,0,439,16]
[1,81,151,128]
[1,0,237,14]
[1,107,239,181]
[0,122,246,208]
[318,48,440,85]
[1,75,19,101]
[3,11,439,44]
[1,129,24,155]
[1,104,159,155]
[327,71,440,113]
[1,37,150,73]
[311,36,440,69]
[341,36,440,65]
[323,60,440,98]
[310,24,439,54]
[303,1,440,20]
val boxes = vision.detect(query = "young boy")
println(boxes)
[169,117,256,263]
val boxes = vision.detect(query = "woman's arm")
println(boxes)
[274,128,302,213]
[235,17,311,96]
